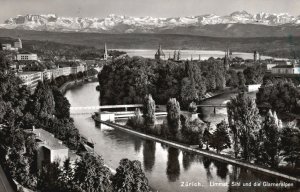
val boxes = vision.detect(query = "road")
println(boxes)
[0,165,15,192]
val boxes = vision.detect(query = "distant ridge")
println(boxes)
[0,11,300,37]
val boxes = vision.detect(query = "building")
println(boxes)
[172,50,181,61]
[17,71,43,91]
[266,64,278,72]
[103,43,108,61]
[254,51,260,63]
[155,44,165,60]
[271,64,300,75]
[224,49,231,70]
[17,52,38,61]
[26,128,79,169]
[14,38,22,49]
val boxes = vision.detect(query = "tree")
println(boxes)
[61,158,74,191]
[52,88,71,119]
[259,110,282,168]
[29,81,55,119]
[243,65,265,85]
[210,121,231,153]
[167,98,181,137]
[237,71,246,88]
[73,153,112,192]
[256,80,300,114]
[227,92,261,161]
[143,94,156,130]
[203,124,212,150]
[37,161,63,192]
[127,109,144,130]
[112,159,150,192]
[280,123,300,168]
[180,77,198,108]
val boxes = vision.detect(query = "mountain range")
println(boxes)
[1,11,300,37]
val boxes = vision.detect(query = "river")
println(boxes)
[65,82,299,192]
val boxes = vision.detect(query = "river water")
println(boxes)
[65,82,299,192]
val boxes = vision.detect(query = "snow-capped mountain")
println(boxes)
[1,11,299,34]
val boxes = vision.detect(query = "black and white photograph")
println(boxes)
[0,0,299,191]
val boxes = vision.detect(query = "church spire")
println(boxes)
[104,43,108,61]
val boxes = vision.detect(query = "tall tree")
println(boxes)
[210,121,231,153]
[52,88,71,119]
[237,71,246,88]
[29,81,55,119]
[167,98,181,137]
[112,159,150,192]
[227,92,261,161]
[73,153,112,192]
[280,123,300,168]
[143,94,156,130]
[259,110,281,168]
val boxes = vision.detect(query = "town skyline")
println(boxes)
[0,0,299,22]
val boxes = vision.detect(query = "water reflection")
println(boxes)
[182,151,202,171]
[203,156,213,181]
[143,140,156,172]
[166,147,180,182]
[134,139,142,153]
[213,160,229,180]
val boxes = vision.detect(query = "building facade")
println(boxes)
[26,128,79,170]
[17,71,43,91]
[271,65,300,74]
[17,53,38,61]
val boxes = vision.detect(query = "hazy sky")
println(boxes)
[0,0,299,22]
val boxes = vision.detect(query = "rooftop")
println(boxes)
[27,128,68,150]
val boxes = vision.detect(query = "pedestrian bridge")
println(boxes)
[70,104,227,115]
[70,104,143,115]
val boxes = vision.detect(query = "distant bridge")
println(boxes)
[70,104,143,115]
[70,104,227,115]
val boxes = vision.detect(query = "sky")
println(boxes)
[0,0,299,22]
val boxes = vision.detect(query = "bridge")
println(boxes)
[70,104,143,115]
[70,104,227,115]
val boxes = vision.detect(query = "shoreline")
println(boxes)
[95,119,300,183]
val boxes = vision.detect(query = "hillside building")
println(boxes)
[26,128,79,170]
[17,52,38,61]
[17,71,43,91]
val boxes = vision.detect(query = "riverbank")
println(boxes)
[96,119,300,183]
[59,78,98,94]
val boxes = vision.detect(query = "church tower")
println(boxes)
[224,49,230,70]
[103,43,108,61]
[155,44,165,60]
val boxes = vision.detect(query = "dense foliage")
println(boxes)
[209,121,231,153]
[227,92,262,160]
[112,159,150,192]
[99,57,228,109]
[256,79,300,114]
